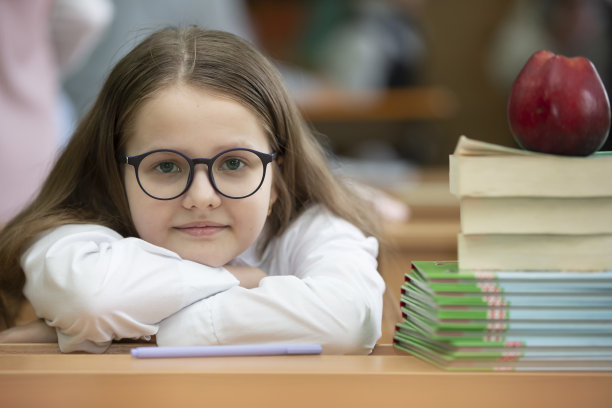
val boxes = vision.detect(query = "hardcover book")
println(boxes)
[457,233,612,271]
[459,196,612,235]
[449,136,612,198]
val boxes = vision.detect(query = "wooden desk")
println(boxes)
[1,343,610,408]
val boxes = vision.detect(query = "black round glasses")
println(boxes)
[121,148,277,200]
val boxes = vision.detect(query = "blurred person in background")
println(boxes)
[0,0,113,225]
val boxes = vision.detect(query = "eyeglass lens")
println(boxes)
[136,150,266,199]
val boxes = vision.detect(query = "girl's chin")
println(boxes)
[179,251,233,268]
[167,238,245,267]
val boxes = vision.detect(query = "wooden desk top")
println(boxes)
[1,343,611,408]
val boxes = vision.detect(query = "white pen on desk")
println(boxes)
[130,344,323,358]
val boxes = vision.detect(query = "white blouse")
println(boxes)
[21,206,385,354]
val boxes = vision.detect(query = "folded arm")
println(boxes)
[21,224,239,353]
[0,319,57,343]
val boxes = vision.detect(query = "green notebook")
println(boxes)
[402,278,612,308]
[393,336,612,371]
[400,295,612,321]
[395,320,612,348]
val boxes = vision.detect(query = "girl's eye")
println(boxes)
[220,158,245,171]
[155,161,180,174]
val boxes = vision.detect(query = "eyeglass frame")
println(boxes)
[120,147,278,200]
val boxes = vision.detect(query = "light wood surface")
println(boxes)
[1,343,611,408]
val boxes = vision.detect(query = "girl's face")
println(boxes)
[123,84,277,267]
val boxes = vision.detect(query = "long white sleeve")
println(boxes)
[21,224,239,353]
[156,207,385,354]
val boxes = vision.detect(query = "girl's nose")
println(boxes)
[181,167,222,209]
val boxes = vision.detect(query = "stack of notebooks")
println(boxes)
[393,261,612,371]
[393,136,612,370]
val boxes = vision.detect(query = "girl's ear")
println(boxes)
[275,155,284,169]
[268,161,281,210]
[270,181,279,207]
[268,174,278,217]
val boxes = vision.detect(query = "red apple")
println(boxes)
[508,50,611,156]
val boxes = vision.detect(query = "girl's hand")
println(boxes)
[224,265,267,289]
[0,319,58,343]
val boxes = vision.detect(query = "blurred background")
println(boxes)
[2,1,611,220]
[3,1,611,215]
[2,0,611,341]
[58,0,612,162]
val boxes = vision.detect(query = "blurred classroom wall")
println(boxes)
[418,0,517,162]
[61,0,612,167]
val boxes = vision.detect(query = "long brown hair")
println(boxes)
[0,26,380,329]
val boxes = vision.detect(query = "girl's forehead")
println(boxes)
[125,84,270,155]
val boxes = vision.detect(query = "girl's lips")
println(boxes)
[174,222,228,237]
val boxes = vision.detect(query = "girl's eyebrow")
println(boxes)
[207,141,263,152]
[136,142,269,157]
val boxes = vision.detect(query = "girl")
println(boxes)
[0,26,385,353]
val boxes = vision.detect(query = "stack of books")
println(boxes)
[449,136,612,270]
[393,136,612,370]
[393,261,612,371]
